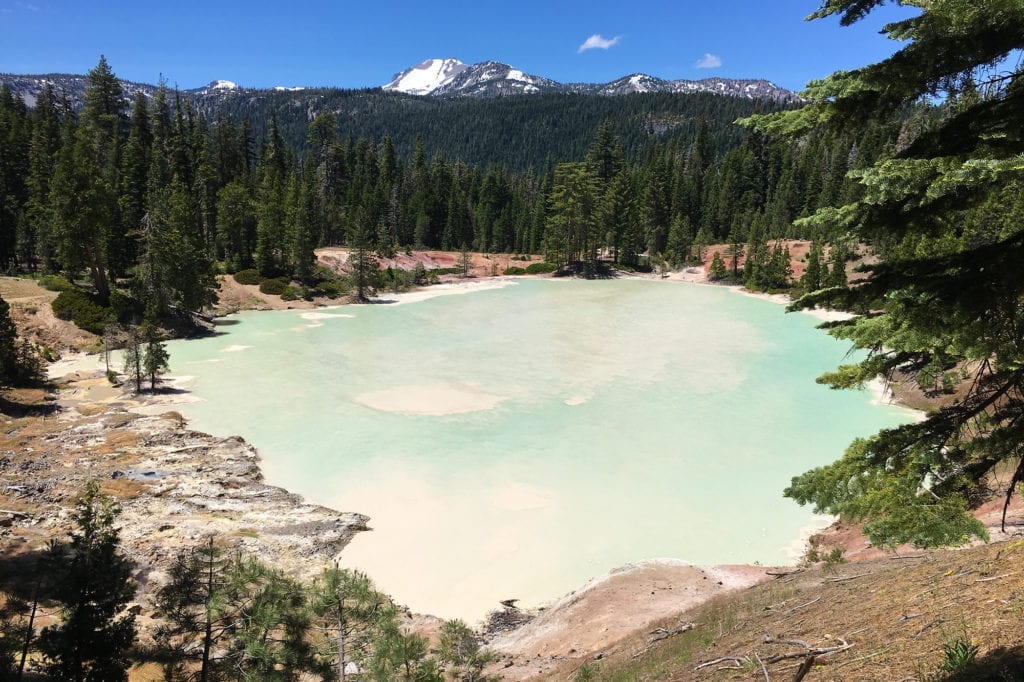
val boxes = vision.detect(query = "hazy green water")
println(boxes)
[167,279,911,621]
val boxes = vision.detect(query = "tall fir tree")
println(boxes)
[744,0,1024,547]
[37,481,137,682]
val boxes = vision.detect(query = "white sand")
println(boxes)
[370,279,515,306]
[47,352,106,379]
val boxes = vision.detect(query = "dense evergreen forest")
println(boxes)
[0,55,902,330]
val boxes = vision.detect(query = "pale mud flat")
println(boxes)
[367,277,516,305]
[354,382,503,415]
[486,560,776,680]
[47,351,203,416]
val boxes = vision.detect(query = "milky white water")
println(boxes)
[166,279,912,622]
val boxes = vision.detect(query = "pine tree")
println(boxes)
[437,619,496,682]
[37,481,137,682]
[801,240,824,292]
[122,326,143,393]
[665,215,693,267]
[707,251,727,281]
[826,242,847,288]
[348,213,378,301]
[545,162,601,275]
[692,225,712,265]
[22,83,61,272]
[743,0,1024,547]
[153,539,226,682]
[141,319,169,392]
[0,293,40,387]
[309,568,391,682]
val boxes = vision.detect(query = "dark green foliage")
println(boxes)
[0,294,40,387]
[198,89,774,173]
[258,278,289,296]
[37,480,137,682]
[503,266,527,275]
[37,274,72,291]
[141,321,169,392]
[438,619,498,682]
[279,285,302,301]
[707,251,727,281]
[232,269,262,285]
[155,542,319,680]
[523,262,557,274]
[756,0,1024,547]
[1,54,894,308]
[314,279,350,299]
[122,325,143,393]
[51,288,114,335]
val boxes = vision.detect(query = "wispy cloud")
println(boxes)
[694,53,722,69]
[578,34,622,54]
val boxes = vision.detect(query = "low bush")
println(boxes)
[51,289,114,335]
[258,278,288,296]
[524,262,558,274]
[108,289,139,322]
[38,274,72,292]
[316,280,350,299]
[503,266,527,275]
[280,285,302,301]
[233,269,262,285]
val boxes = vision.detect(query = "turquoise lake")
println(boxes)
[166,279,912,621]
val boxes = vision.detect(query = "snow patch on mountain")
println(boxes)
[383,59,797,101]
[383,58,468,95]
[209,80,238,91]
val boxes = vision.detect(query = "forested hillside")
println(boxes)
[0,55,901,327]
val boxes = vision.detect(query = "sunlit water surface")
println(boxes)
[167,279,912,621]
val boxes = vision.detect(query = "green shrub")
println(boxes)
[51,289,114,335]
[524,262,558,274]
[233,269,262,285]
[432,267,463,276]
[258,278,288,296]
[38,274,72,292]
[280,285,302,301]
[316,280,350,299]
[107,290,139,322]
[503,266,527,275]
[941,634,979,673]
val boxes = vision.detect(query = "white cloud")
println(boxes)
[694,53,722,69]
[578,34,622,54]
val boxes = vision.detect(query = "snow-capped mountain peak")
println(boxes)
[383,58,468,95]
[383,59,797,101]
[208,79,238,91]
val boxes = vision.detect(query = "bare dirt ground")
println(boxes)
[316,247,539,280]
[0,276,96,353]
[534,538,1024,681]
[485,562,779,680]
[211,274,320,315]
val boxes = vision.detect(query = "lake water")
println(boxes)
[167,278,912,621]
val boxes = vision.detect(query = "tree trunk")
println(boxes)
[338,606,346,682]
[201,541,214,682]
[16,574,40,680]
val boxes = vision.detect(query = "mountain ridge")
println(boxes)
[382,57,797,101]
[1,59,797,109]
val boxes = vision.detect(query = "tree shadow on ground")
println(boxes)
[0,394,58,419]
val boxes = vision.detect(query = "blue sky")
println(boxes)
[0,1,917,92]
